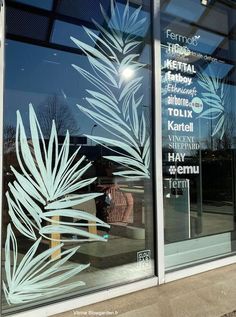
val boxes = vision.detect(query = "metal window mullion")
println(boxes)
[0,1,5,315]
[153,0,165,284]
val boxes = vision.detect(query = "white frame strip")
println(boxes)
[9,277,158,317]
[165,255,236,283]
[0,1,5,313]
[153,0,165,284]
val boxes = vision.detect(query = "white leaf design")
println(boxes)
[3,225,89,305]
[72,0,150,179]
[7,104,110,242]
[4,103,111,304]
[197,69,229,140]
[72,64,117,102]
[197,108,222,120]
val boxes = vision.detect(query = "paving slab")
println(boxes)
[51,263,236,317]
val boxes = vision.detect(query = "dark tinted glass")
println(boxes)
[161,0,236,271]
[2,0,155,314]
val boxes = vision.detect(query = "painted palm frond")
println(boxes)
[197,69,229,139]
[71,0,150,179]
[4,224,89,305]
[7,104,110,242]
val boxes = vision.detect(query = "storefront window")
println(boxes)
[2,0,155,314]
[161,0,236,271]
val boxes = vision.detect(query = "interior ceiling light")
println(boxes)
[201,0,208,5]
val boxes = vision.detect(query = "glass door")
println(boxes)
[161,0,236,271]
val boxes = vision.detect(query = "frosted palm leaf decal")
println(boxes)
[6,104,110,242]
[197,70,229,139]
[4,105,110,305]
[3,225,89,305]
[71,0,150,179]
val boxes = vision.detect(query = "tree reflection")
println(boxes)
[3,124,16,152]
[36,94,80,138]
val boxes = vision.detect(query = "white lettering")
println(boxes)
[168,121,193,132]
[165,71,192,86]
[166,84,197,98]
[168,152,185,162]
[169,165,199,175]
[166,29,199,46]
[164,59,196,74]
[169,179,188,189]
[167,95,189,107]
[168,108,192,118]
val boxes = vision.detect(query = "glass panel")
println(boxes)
[108,2,150,37]
[2,0,155,315]
[11,0,53,10]
[6,7,49,40]
[51,20,99,49]
[57,0,110,24]
[161,0,236,271]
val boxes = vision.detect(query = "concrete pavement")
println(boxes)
[52,263,236,317]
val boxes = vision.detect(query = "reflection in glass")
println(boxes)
[6,7,49,40]
[161,0,236,271]
[57,0,110,24]
[51,20,99,49]
[2,0,154,314]
[11,0,53,10]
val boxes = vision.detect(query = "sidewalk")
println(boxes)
[52,263,236,317]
